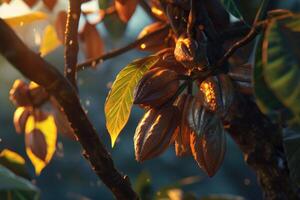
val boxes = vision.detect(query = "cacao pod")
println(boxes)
[137,22,171,52]
[134,105,180,162]
[152,48,188,75]
[199,74,234,118]
[9,80,31,107]
[190,119,226,177]
[134,68,179,108]
[187,96,217,137]
[174,35,209,70]
[174,94,193,156]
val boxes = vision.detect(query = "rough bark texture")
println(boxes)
[0,19,138,200]
[227,95,299,200]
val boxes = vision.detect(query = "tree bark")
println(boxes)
[227,95,299,200]
[0,19,139,200]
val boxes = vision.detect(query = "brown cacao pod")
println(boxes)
[152,48,188,75]
[187,96,217,138]
[137,22,171,52]
[174,36,196,65]
[134,105,180,162]
[134,68,179,108]
[190,119,226,177]
[199,74,234,118]
[174,94,193,156]
[9,80,31,107]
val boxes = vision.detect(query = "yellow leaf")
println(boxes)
[39,25,61,57]
[4,11,48,27]
[0,149,25,165]
[25,114,57,175]
[105,56,159,147]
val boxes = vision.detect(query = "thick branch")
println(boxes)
[76,24,170,70]
[64,0,81,88]
[227,95,299,200]
[0,19,138,200]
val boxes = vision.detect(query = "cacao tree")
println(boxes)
[0,0,300,199]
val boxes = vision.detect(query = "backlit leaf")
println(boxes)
[0,165,40,200]
[262,15,300,127]
[13,107,31,134]
[115,0,138,22]
[55,11,67,43]
[80,23,104,60]
[0,149,30,179]
[39,25,61,57]
[23,0,38,7]
[42,0,57,10]
[3,12,48,27]
[105,56,159,147]
[25,113,57,175]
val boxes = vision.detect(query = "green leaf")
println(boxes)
[262,15,300,127]
[105,56,159,147]
[0,165,40,200]
[0,149,30,179]
[283,129,300,186]
[253,35,289,121]
[220,0,243,20]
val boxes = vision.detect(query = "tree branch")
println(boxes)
[0,19,139,200]
[227,95,299,199]
[76,24,170,70]
[64,0,81,88]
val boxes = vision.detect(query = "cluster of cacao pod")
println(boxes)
[9,79,75,139]
[133,52,234,176]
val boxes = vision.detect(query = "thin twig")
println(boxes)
[77,24,170,70]
[64,0,81,88]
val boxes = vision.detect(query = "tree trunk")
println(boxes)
[227,95,299,200]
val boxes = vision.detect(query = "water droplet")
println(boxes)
[69,40,73,45]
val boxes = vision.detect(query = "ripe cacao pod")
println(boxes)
[187,96,217,138]
[152,48,188,75]
[9,80,31,107]
[199,74,234,118]
[134,68,179,108]
[137,22,171,52]
[134,105,180,162]
[174,94,193,156]
[174,35,209,70]
[190,119,226,177]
